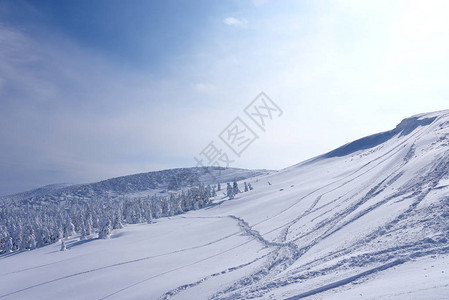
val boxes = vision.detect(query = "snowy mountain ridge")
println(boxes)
[318,112,441,160]
[1,167,272,205]
[1,110,449,299]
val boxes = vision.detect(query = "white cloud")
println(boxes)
[223,17,248,28]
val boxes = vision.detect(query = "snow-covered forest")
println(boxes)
[0,183,213,253]
[0,171,258,254]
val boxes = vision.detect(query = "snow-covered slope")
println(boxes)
[2,111,449,299]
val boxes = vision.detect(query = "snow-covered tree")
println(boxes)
[39,227,50,247]
[193,199,200,210]
[22,224,36,250]
[233,180,240,195]
[110,205,123,230]
[80,224,88,241]
[12,225,23,251]
[98,216,112,239]
[144,200,153,224]
[80,215,94,241]
[227,183,235,200]
[0,227,7,251]
[60,239,66,251]
[63,217,75,238]
[3,236,13,253]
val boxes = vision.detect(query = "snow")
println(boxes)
[315,254,449,299]
[1,110,449,299]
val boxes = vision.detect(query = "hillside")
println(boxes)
[1,110,449,299]
[1,167,271,205]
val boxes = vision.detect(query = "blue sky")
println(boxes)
[1,0,449,195]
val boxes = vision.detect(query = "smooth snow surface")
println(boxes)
[2,110,449,299]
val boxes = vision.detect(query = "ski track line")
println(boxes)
[98,214,279,300]
[290,173,427,267]
[384,284,449,298]
[0,255,83,277]
[98,242,258,300]
[353,150,449,249]
[308,191,352,217]
[266,153,449,296]
[98,215,276,299]
[284,259,406,300]
[308,191,360,224]
[157,255,268,300]
[0,236,258,300]
[286,195,449,282]
[209,138,415,298]
[139,124,442,298]
[211,216,306,299]
[255,169,381,247]
[281,196,322,242]
[284,243,449,298]
[244,241,449,297]
[212,128,436,298]
[0,228,243,298]
[253,134,414,242]
[289,140,419,245]
[290,172,394,244]
[343,149,449,253]
[317,176,402,241]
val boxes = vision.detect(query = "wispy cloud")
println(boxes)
[0,23,228,195]
[223,17,248,28]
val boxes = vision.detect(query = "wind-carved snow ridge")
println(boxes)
[322,115,437,159]
[3,110,449,299]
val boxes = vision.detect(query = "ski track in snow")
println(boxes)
[0,255,82,276]
[0,226,246,298]
[250,125,425,244]
[103,214,287,300]
[284,259,406,300]
[206,123,449,299]
[157,255,268,300]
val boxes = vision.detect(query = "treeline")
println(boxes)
[0,184,217,254]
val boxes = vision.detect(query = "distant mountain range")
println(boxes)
[1,167,273,205]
